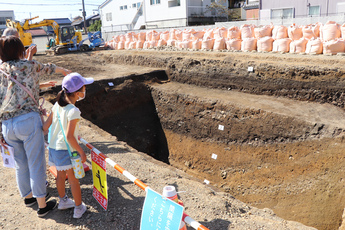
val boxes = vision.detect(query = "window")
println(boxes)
[120,6,123,10]
[309,5,320,16]
[150,0,160,5]
[137,2,141,8]
[271,8,294,19]
[168,0,180,7]
[106,13,112,21]
[124,5,127,9]
[132,3,137,8]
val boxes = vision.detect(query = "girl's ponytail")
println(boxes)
[56,88,70,107]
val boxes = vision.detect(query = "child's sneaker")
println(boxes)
[58,196,75,210]
[73,203,86,218]
[37,200,57,217]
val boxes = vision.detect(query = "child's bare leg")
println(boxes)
[56,170,67,198]
[66,169,82,206]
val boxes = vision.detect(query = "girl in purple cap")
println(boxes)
[43,72,93,218]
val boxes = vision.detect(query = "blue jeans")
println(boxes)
[2,112,47,198]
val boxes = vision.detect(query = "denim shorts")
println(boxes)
[48,148,73,171]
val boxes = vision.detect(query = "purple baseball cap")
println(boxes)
[62,72,94,93]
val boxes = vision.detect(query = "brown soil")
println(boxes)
[2,49,345,230]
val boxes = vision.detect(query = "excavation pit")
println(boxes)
[38,50,345,230]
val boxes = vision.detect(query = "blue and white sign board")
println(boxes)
[140,188,184,230]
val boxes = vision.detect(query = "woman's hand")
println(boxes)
[0,137,7,148]
[39,81,57,89]
[55,66,72,76]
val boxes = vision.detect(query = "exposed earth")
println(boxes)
[2,48,345,230]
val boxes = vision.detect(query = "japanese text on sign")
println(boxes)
[140,188,183,230]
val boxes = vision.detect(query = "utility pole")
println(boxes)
[82,0,87,33]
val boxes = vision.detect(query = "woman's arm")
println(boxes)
[66,119,86,163]
[55,66,71,76]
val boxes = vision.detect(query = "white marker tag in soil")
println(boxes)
[108,82,114,86]
[204,179,210,184]
[211,153,218,160]
[218,125,224,131]
[248,66,254,72]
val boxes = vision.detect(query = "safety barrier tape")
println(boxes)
[78,136,209,230]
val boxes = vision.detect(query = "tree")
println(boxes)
[205,0,240,21]
[89,20,102,32]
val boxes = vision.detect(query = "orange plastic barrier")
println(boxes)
[272,25,288,40]
[227,26,241,39]
[225,39,241,51]
[241,38,257,51]
[290,38,308,53]
[254,25,273,38]
[273,38,292,52]
[257,36,274,52]
[240,24,255,39]
[78,136,210,230]
[323,39,345,54]
[321,21,341,41]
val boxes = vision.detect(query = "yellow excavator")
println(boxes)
[6,16,87,54]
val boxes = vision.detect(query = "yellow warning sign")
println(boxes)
[91,151,108,210]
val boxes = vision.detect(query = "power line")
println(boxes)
[0,2,100,6]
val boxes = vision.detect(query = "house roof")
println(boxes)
[71,14,100,26]
[25,28,47,37]
[44,18,72,25]
[99,0,112,9]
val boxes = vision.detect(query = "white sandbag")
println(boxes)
[201,38,215,50]
[225,39,241,51]
[290,38,308,53]
[254,25,273,38]
[320,21,341,41]
[227,26,241,39]
[241,38,257,51]
[240,24,255,39]
[272,38,292,52]
[272,25,288,40]
[323,39,345,54]
[288,24,303,40]
[305,38,323,54]
[213,38,225,50]
[257,37,274,52]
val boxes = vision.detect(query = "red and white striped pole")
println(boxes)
[78,136,209,230]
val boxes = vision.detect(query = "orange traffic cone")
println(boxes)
[163,186,187,230]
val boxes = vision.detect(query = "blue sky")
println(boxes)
[0,0,106,22]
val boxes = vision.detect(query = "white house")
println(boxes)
[99,0,228,34]
[0,10,15,32]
